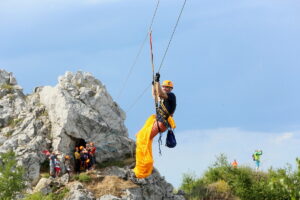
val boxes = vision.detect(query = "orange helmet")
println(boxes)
[162,80,173,88]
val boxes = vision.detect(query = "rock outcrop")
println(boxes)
[0,69,184,200]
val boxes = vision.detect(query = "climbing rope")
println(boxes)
[158,0,187,72]
[150,31,163,155]
[126,0,187,112]
[126,83,151,113]
[117,0,160,100]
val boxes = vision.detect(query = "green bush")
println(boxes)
[0,151,25,200]
[24,188,69,200]
[180,154,300,200]
[23,192,44,200]
[98,159,126,169]
[7,117,23,128]
[74,173,91,182]
[0,84,14,93]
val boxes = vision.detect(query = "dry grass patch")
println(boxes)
[84,175,138,198]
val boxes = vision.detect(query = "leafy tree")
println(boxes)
[0,150,25,200]
[269,159,300,200]
[180,154,300,200]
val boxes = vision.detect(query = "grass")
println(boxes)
[7,118,23,128]
[8,94,16,101]
[73,173,92,183]
[4,130,13,138]
[0,84,14,92]
[97,157,135,169]
[24,188,69,200]
[40,172,50,179]
[76,83,84,88]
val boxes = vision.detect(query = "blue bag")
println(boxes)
[166,129,176,148]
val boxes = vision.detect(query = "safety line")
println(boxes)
[116,0,160,100]
[126,0,187,113]
[126,83,152,113]
[158,0,187,72]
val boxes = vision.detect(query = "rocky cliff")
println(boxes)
[0,69,184,200]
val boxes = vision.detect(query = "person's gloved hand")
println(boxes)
[154,72,160,82]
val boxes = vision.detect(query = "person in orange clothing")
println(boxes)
[231,159,238,168]
[133,73,177,179]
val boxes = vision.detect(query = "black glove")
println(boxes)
[154,72,160,82]
[152,81,154,85]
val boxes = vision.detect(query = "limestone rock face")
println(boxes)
[65,182,95,200]
[38,71,134,162]
[0,70,134,185]
[0,69,185,200]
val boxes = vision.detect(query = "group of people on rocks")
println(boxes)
[74,142,97,173]
[44,142,97,178]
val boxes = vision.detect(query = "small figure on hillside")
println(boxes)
[231,159,238,168]
[64,155,72,176]
[49,152,56,178]
[54,157,61,177]
[252,150,263,171]
[89,142,97,170]
[74,147,81,173]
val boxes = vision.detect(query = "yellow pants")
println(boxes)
[133,115,156,178]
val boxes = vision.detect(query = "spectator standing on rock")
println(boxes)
[74,147,81,173]
[49,152,56,178]
[64,155,72,176]
[253,150,263,171]
[79,146,85,171]
[231,159,238,168]
[90,142,97,170]
[54,155,61,177]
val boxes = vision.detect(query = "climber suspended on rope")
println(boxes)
[133,0,186,178]
[133,37,177,179]
[150,73,176,139]
[133,76,176,179]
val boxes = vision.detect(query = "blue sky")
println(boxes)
[1,0,300,188]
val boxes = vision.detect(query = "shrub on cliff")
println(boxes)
[0,150,25,200]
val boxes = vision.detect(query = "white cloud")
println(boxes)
[151,128,300,188]
[272,132,294,144]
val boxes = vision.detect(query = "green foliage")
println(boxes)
[268,161,300,200]
[7,117,23,128]
[98,159,127,169]
[23,192,44,200]
[0,150,25,200]
[73,173,91,182]
[0,84,14,93]
[3,130,13,138]
[24,188,69,200]
[180,154,300,200]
